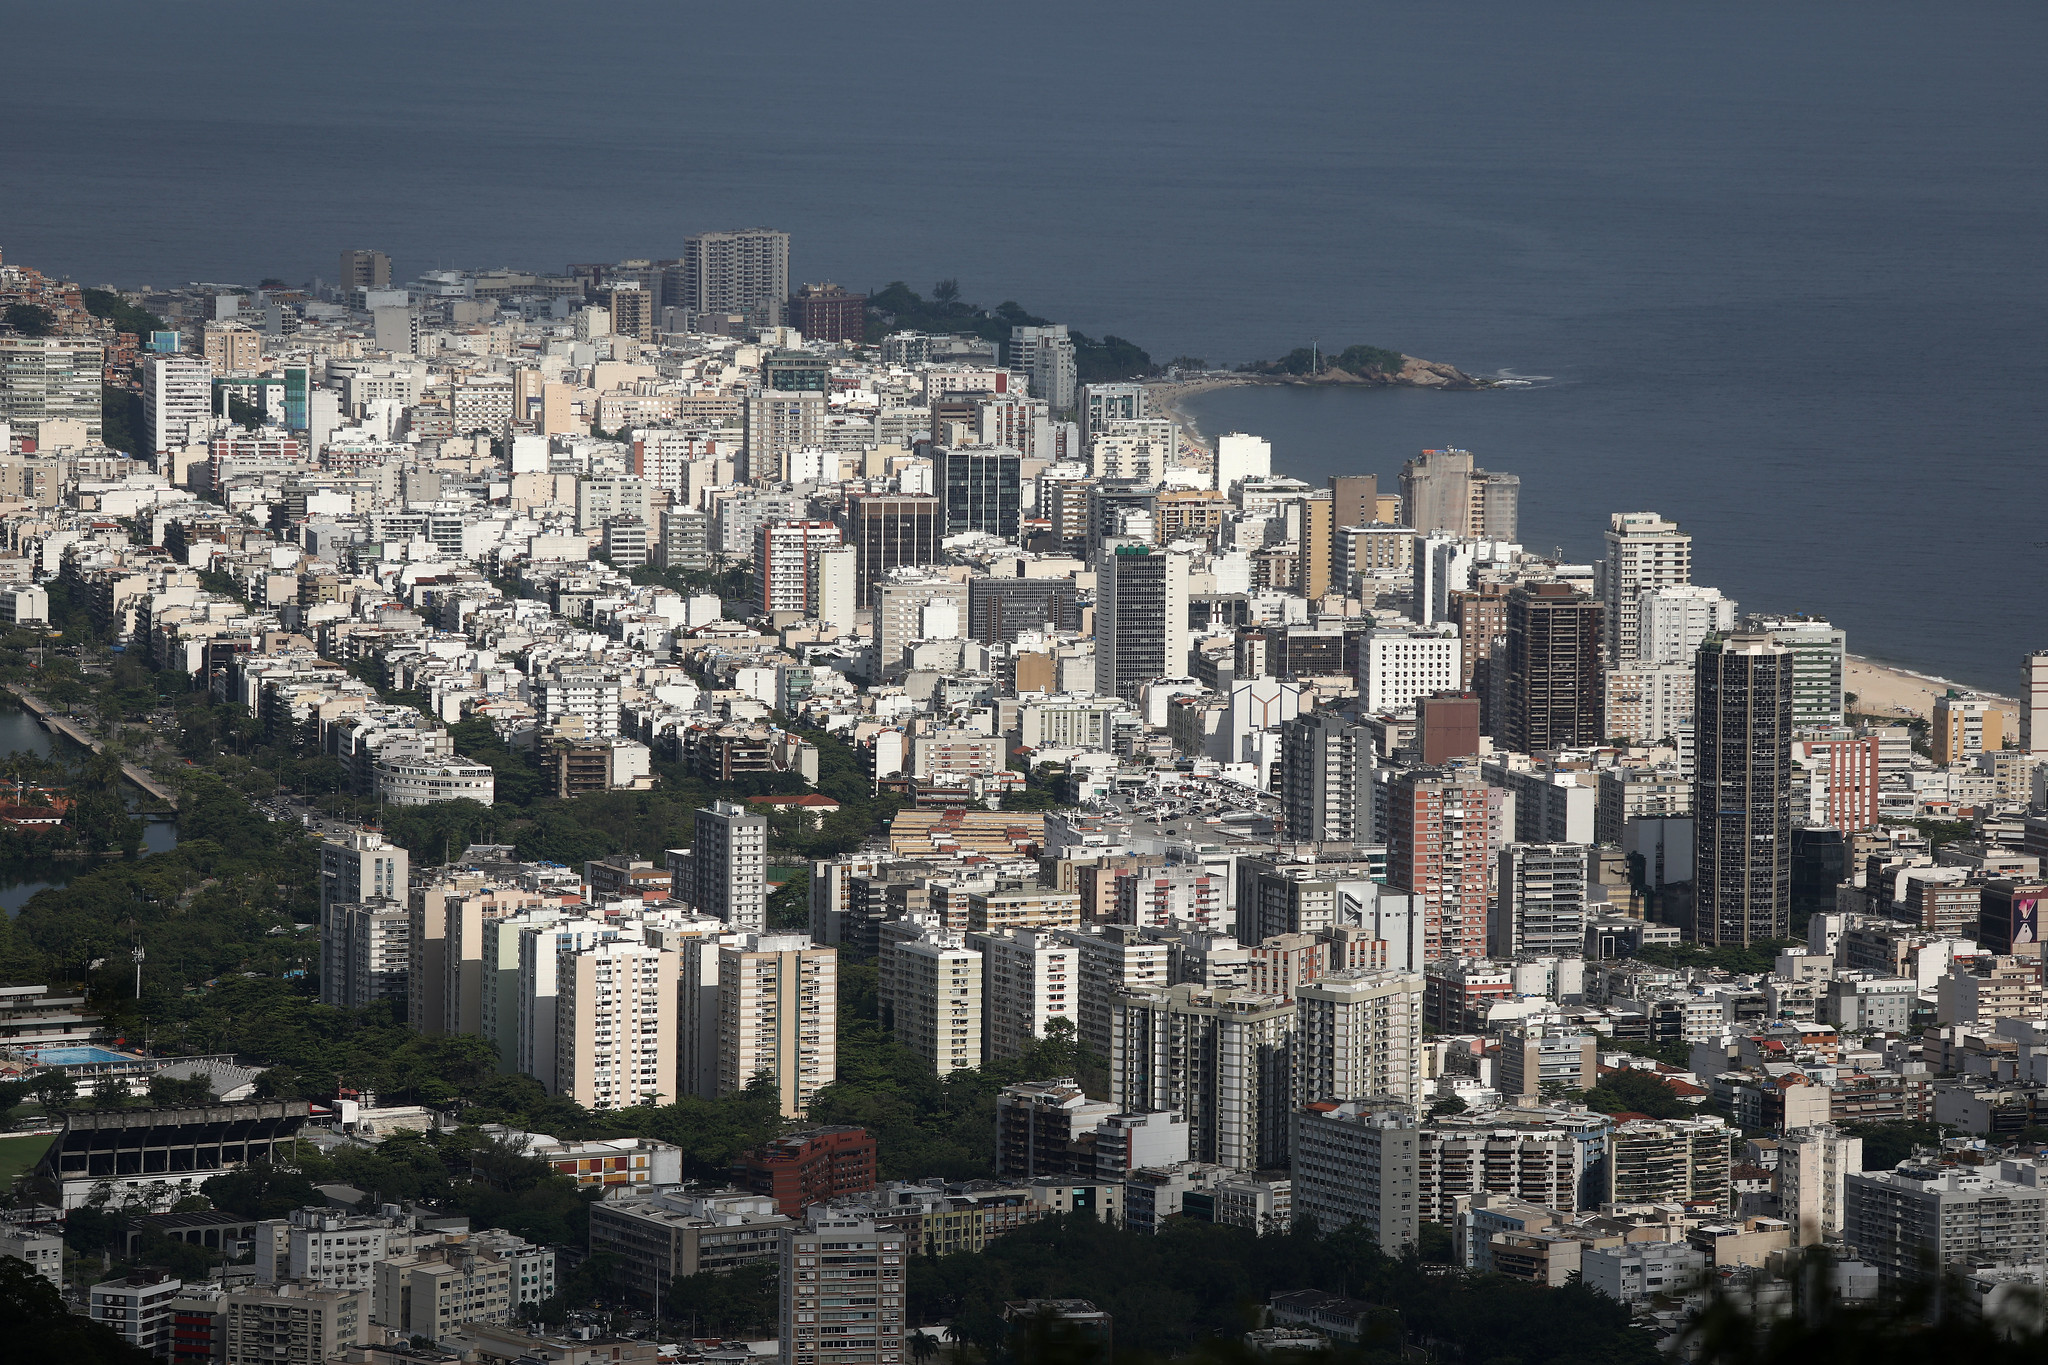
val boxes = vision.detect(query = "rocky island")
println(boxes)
[1240,343,1495,389]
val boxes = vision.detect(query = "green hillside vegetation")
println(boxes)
[865,281,1153,384]
[1246,343,1407,377]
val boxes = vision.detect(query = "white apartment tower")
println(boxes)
[1779,1125,1863,1246]
[1636,585,1736,665]
[1110,984,1297,1171]
[1602,511,1693,667]
[319,830,407,1006]
[711,934,837,1117]
[693,801,768,931]
[1214,432,1273,494]
[754,520,844,617]
[1292,971,1426,1109]
[1357,624,1460,713]
[1491,844,1595,959]
[143,354,213,457]
[969,929,1079,1063]
[879,933,983,1075]
[554,940,679,1110]
[2025,650,2048,757]
[517,916,622,1093]
[1056,925,1171,1062]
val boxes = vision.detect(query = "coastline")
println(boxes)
[1148,380,2021,718]
[1146,375,1256,457]
[1845,656,2018,724]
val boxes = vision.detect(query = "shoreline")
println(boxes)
[1147,382,2021,715]
[1146,375,1256,457]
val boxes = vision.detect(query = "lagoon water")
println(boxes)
[0,708,177,914]
[2,1,2043,687]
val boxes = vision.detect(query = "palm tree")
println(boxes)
[908,1330,939,1365]
[931,279,961,306]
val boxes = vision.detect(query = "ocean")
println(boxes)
[2,0,2041,688]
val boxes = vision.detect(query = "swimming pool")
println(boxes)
[20,1046,137,1067]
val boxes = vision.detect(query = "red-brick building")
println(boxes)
[733,1125,877,1215]
[790,284,868,344]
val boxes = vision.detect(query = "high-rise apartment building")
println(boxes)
[693,800,768,931]
[1080,382,1146,442]
[1096,544,1190,701]
[1291,1100,1422,1255]
[1601,512,1692,667]
[1778,1125,1862,1246]
[1214,431,1272,492]
[681,228,790,325]
[743,390,825,483]
[1277,711,1377,844]
[222,1282,368,1365]
[518,916,623,1091]
[966,577,1080,643]
[1090,418,1179,483]
[1329,475,1379,531]
[604,284,655,342]
[1606,1116,1732,1210]
[143,354,213,456]
[969,929,1080,1062]
[874,575,968,677]
[846,494,941,604]
[1745,616,1847,728]
[754,519,845,617]
[1300,491,1334,600]
[1009,324,1076,411]
[1056,925,1171,1061]
[934,444,1022,537]
[1357,625,1460,713]
[1635,585,1736,665]
[1932,691,2004,766]
[324,899,410,1012]
[1398,448,1518,541]
[1292,970,1425,1108]
[709,934,837,1117]
[1845,1162,2048,1285]
[1491,844,1594,959]
[879,933,983,1075]
[319,830,407,1000]
[0,335,103,444]
[1110,985,1297,1170]
[1388,769,1498,962]
[789,283,867,344]
[1694,633,1794,946]
[2023,651,2048,756]
[1501,582,1605,754]
[338,249,392,294]
[1233,854,1386,947]
[777,1217,907,1365]
[202,321,262,375]
[555,940,679,1110]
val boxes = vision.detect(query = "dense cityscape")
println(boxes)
[0,231,2045,1365]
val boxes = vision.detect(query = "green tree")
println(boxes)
[0,1257,155,1363]
[83,289,167,338]
[4,304,55,337]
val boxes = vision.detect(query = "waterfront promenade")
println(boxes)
[6,688,180,810]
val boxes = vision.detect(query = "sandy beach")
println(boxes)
[1146,375,1257,457]
[1845,656,2017,725]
